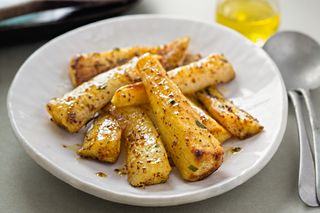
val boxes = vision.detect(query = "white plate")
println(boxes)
[7,15,287,206]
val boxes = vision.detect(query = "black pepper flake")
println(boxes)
[67,112,77,124]
[194,150,203,159]
[97,85,107,90]
[168,99,176,105]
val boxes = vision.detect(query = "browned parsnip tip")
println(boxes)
[196,86,263,139]
[69,36,190,86]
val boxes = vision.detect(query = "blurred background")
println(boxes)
[0,0,319,46]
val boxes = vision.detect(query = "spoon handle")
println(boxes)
[288,90,319,207]
[297,89,320,203]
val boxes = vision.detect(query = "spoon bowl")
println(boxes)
[264,31,320,90]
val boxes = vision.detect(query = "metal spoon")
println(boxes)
[264,31,320,207]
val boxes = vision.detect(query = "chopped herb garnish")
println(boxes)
[113,47,120,51]
[188,165,198,172]
[154,144,160,148]
[196,120,207,129]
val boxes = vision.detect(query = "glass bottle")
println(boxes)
[216,0,280,46]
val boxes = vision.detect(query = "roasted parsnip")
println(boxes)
[142,101,231,144]
[188,100,231,143]
[196,86,264,139]
[111,54,235,107]
[137,54,224,181]
[47,59,140,133]
[116,106,171,187]
[78,112,121,163]
[69,37,189,86]
[111,82,146,107]
[182,53,202,65]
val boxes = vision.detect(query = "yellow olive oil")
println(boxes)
[96,172,107,177]
[216,0,280,46]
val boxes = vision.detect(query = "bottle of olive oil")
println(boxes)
[216,0,280,46]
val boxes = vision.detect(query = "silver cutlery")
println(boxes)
[264,31,320,207]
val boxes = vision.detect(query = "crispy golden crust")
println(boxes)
[69,37,190,86]
[78,113,122,163]
[196,86,264,139]
[111,82,146,107]
[187,99,232,143]
[111,54,235,107]
[47,59,139,133]
[141,101,231,144]
[114,106,171,187]
[169,54,235,93]
[136,54,224,181]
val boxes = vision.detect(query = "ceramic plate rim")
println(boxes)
[7,14,288,206]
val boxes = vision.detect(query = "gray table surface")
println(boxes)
[1,0,320,212]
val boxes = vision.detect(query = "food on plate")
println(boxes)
[111,82,146,107]
[196,86,264,139]
[111,54,235,107]
[69,37,190,86]
[78,112,122,163]
[115,106,171,187]
[187,99,231,143]
[141,100,231,144]
[46,36,264,187]
[136,54,224,181]
[47,58,140,133]
[168,54,234,93]
[182,53,202,65]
